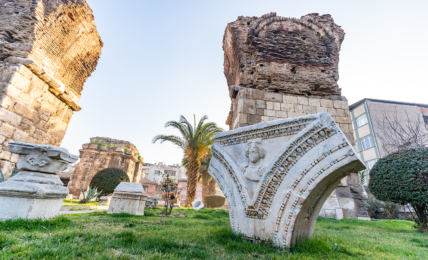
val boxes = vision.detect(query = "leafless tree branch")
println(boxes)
[376,108,428,154]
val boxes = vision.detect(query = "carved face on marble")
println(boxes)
[243,140,266,183]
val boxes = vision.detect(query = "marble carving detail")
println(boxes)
[0,142,78,220]
[209,112,365,248]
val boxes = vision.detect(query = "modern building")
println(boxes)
[142,162,185,184]
[349,98,428,185]
[141,178,159,197]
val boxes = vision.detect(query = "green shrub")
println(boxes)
[369,148,428,230]
[204,195,226,208]
[89,168,130,196]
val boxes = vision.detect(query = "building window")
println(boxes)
[361,135,374,150]
[181,195,186,201]
[182,185,187,190]
[366,159,378,171]
[155,170,161,175]
[142,185,149,191]
[356,114,368,127]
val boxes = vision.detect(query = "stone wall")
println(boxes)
[228,88,354,146]
[0,0,103,178]
[222,13,369,219]
[68,137,144,196]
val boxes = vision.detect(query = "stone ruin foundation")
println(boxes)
[68,137,144,196]
[107,182,148,216]
[0,0,103,179]
[222,12,369,220]
[209,113,365,248]
[0,142,78,220]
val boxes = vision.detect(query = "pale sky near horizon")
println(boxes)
[61,0,428,165]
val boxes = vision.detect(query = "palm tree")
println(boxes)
[153,115,223,206]
[183,149,217,206]
[198,149,213,206]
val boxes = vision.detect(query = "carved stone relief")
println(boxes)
[209,112,365,248]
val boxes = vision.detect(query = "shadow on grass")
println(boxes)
[210,227,282,255]
[291,236,363,257]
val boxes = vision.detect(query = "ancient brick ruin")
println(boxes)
[68,137,144,196]
[0,0,103,178]
[223,13,368,219]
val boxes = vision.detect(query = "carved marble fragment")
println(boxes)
[208,112,365,248]
[0,142,78,220]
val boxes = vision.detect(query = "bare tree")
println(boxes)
[376,108,428,154]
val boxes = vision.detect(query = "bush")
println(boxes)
[89,168,130,196]
[204,195,226,208]
[369,148,428,230]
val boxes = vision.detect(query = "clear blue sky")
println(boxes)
[61,0,428,165]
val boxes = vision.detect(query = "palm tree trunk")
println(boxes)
[186,159,200,207]
[201,173,208,206]
[208,178,216,195]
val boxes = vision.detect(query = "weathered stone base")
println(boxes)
[0,171,68,220]
[0,197,63,220]
[107,192,147,215]
[107,183,147,215]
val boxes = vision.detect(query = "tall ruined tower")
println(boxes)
[0,0,103,177]
[223,13,369,220]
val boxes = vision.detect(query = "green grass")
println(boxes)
[0,208,426,259]
[62,199,101,207]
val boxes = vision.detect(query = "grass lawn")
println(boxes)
[62,199,101,207]
[0,208,427,259]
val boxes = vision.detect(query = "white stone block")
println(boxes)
[192,198,204,210]
[0,142,77,221]
[107,183,147,215]
[209,112,365,248]
[99,196,111,205]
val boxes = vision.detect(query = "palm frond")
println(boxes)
[165,120,190,139]
[152,135,186,150]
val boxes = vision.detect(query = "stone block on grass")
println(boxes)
[0,142,78,220]
[107,183,147,215]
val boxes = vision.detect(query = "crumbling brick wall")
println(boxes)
[0,0,102,178]
[68,137,144,196]
[223,12,344,97]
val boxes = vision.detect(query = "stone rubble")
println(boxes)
[99,196,112,205]
[145,196,159,209]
